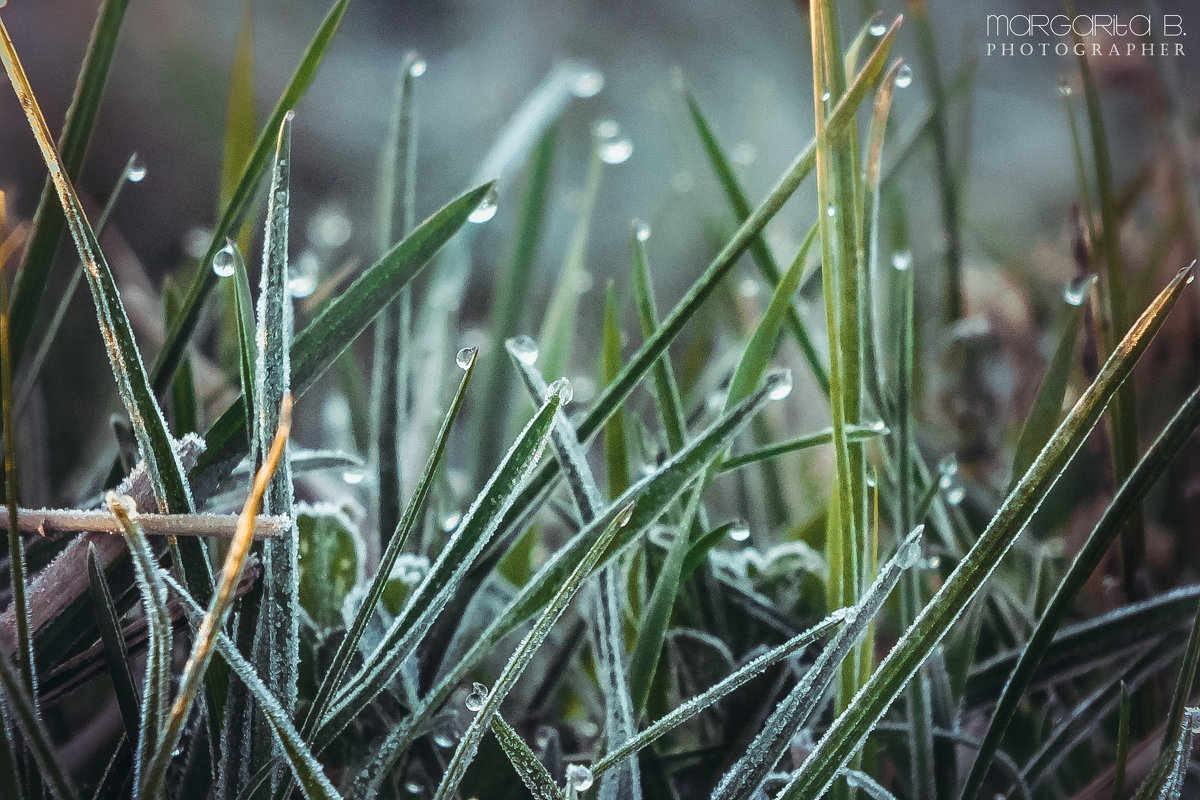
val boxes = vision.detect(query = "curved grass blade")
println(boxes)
[777,263,1196,800]
[321,388,562,739]
[961,379,1200,800]
[161,574,342,800]
[193,181,495,487]
[106,494,173,797]
[712,525,924,800]
[301,349,475,741]
[601,282,630,496]
[420,503,632,800]
[683,89,828,394]
[8,0,130,368]
[87,544,141,750]
[491,713,558,800]
[150,0,351,395]
[142,397,292,799]
[325,372,790,767]
[0,642,79,800]
[1008,277,1094,489]
[0,18,196,518]
[720,425,884,473]
[592,611,843,778]
[371,52,420,548]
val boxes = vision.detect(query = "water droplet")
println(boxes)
[1057,79,1072,97]
[432,731,455,748]
[870,419,888,432]
[212,241,238,278]
[184,227,213,259]
[732,141,757,165]
[565,764,594,791]
[456,346,478,369]
[571,69,605,98]
[891,249,913,271]
[821,89,831,102]
[946,485,966,506]
[342,468,366,485]
[464,682,488,712]
[392,554,430,584]
[870,22,887,36]
[728,522,750,542]
[937,453,959,479]
[767,369,793,401]
[534,725,556,751]
[127,156,147,183]
[408,56,427,78]
[468,186,499,224]
[404,781,422,795]
[545,377,573,406]
[1064,274,1096,306]
[895,64,914,88]
[576,719,600,738]
[442,512,462,533]
[593,118,633,165]
[634,219,652,242]
[288,250,319,298]
[920,555,941,570]
[574,270,595,294]
[307,202,353,249]
[739,277,762,299]
[505,335,539,365]
[897,539,922,569]
[826,204,836,218]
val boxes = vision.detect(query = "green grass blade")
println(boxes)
[778,263,1195,800]
[0,20,196,518]
[321,388,562,740]
[490,713,559,800]
[8,0,130,369]
[150,0,351,396]
[301,348,475,741]
[602,282,631,496]
[192,181,494,486]
[538,142,603,379]
[420,505,631,800]
[630,227,687,453]
[219,0,257,231]
[1114,681,1131,800]
[86,544,142,751]
[230,240,257,442]
[683,89,829,394]
[713,525,925,800]
[0,642,79,800]
[250,112,299,728]
[105,494,173,798]
[1008,277,1094,489]
[346,372,790,767]
[726,222,818,407]
[371,52,420,548]
[161,574,342,800]
[719,426,884,475]
[474,126,557,484]
[961,379,1200,799]
[1148,599,1200,797]
[593,607,844,779]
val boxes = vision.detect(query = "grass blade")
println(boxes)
[8,0,130,369]
[777,263,1195,800]
[1114,682,1131,800]
[230,240,257,442]
[630,227,687,453]
[961,378,1200,799]
[162,574,343,800]
[300,348,475,741]
[490,713,559,800]
[150,0,351,396]
[86,544,141,752]
[423,503,632,800]
[712,525,925,800]
[602,282,631,497]
[1008,277,1094,488]
[105,494,173,798]
[192,181,495,488]
[0,17,196,518]
[718,424,883,472]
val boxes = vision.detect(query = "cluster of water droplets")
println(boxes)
[593,119,633,165]
[938,453,966,506]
